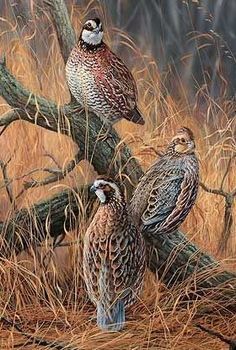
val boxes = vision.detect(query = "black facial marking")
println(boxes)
[84,21,93,31]
[93,17,101,27]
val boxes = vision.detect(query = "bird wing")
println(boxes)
[94,45,138,114]
[159,170,198,234]
[141,171,184,229]
[139,157,199,236]
[83,208,145,306]
[141,166,198,234]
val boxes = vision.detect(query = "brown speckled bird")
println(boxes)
[130,127,199,236]
[83,177,146,332]
[66,18,144,125]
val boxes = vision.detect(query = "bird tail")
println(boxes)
[129,108,145,125]
[97,300,125,332]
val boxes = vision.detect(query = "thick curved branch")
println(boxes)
[0,60,143,189]
[0,187,235,302]
[0,187,92,256]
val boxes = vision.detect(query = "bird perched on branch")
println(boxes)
[66,18,144,126]
[130,127,199,237]
[83,176,146,332]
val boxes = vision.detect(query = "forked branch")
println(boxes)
[200,155,236,254]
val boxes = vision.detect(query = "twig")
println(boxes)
[0,158,15,207]
[196,324,236,349]
[37,240,80,248]
[200,181,228,198]
[220,155,236,191]
[200,155,236,254]
[23,150,84,190]
[0,110,20,129]
[0,151,84,200]
[0,317,78,350]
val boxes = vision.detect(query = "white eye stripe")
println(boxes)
[93,179,121,202]
[85,20,97,29]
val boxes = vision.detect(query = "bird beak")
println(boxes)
[94,28,100,34]
[188,141,195,151]
[90,185,97,193]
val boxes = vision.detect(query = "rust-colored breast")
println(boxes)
[66,42,138,124]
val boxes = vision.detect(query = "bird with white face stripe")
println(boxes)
[66,18,145,125]
[83,176,146,332]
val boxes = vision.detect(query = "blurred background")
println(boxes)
[2,0,236,104]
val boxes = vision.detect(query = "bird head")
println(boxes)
[90,176,123,204]
[170,127,196,155]
[81,18,103,46]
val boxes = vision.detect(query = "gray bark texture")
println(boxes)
[0,0,235,305]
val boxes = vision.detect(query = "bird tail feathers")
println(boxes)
[127,108,145,125]
[97,300,125,332]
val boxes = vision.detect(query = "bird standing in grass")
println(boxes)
[66,18,145,126]
[83,176,146,332]
[130,127,199,237]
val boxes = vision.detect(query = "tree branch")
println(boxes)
[23,151,84,190]
[1,317,78,350]
[200,157,236,255]
[0,61,143,190]
[43,0,76,63]
[0,187,235,303]
[0,187,92,256]
[0,157,15,206]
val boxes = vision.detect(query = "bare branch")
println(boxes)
[0,158,15,206]
[0,317,78,350]
[23,151,84,190]
[200,182,227,198]
[220,154,236,190]
[0,110,21,136]
[231,187,236,197]
[196,324,236,348]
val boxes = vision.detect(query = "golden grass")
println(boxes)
[0,1,235,348]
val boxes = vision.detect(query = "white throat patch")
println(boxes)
[81,29,103,46]
[95,189,106,203]
[93,179,121,203]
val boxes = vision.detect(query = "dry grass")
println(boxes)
[0,1,235,349]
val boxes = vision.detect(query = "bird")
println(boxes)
[130,127,199,237]
[83,176,146,332]
[66,18,145,126]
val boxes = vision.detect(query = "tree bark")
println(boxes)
[0,60,143,187]
[43,0,76,63]
[0,187,235,295]
[0,0,235,304]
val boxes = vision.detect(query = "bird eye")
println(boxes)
[181,138,186,143]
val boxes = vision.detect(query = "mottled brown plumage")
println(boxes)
[130,127,199,236]
[83,177,146,331]
[66,18,144,125]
